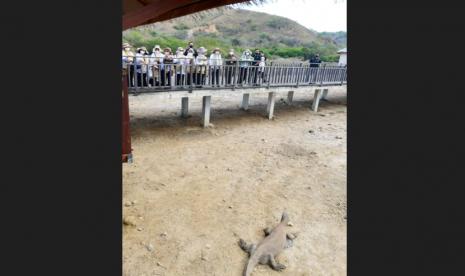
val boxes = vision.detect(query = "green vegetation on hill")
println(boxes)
[123,9,346,62]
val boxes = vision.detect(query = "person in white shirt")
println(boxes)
[239,49,253,85]
[195,47,208,87]
[174,47,186,86]
[149,45,164,86]
[209,48,223,87]
[258,52,267,84]
[185,48,196,86]
[122,42,135,87]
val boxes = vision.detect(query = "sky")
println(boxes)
[239,0,346,32]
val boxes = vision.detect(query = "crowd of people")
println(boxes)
[122,41,269,88]
[122,42,266,87]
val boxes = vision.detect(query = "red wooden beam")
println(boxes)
[122,69,132,163]
[123,0,200,30]
[147,0,248,24]
[123,0,250,30]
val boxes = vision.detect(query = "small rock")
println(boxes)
[205,244,211,249]
[208,123,215,128]
[335,136,343,139]
[123,216,137,226]
[205,165,208,169]
[261,139,267,143]
[124,201,132,207]
[215,133,219,136]
[138,216,143,220]
[319,114,326,117]
[336,203,341,206]
[131,200,137,205]
[287,222,294,227]
[137,227,143,231]
[228,205,233,209]
[146,244,154,251]
[308,130,314,134]
[160,232,168,237]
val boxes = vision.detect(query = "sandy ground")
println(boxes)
[123,87,347,276]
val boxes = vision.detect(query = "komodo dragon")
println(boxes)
[238,212,297,276]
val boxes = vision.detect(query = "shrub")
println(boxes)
[173,23,189,30]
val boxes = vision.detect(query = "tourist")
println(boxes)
[209,48,223,87]
[184,41,198,58]
[185,48,196,86]
[225,49,237,85]
[258,52,267,84]
[195,47,208,87]
[309,53,322,83]
[161,47,174,86]
[122,42,135,87]
[149,45,163,86]
[252,49,262,85]
[135,46,149,88]
[239,49,253,85]
[174,47,186,86]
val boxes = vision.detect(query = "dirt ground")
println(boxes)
[123,87,347,276]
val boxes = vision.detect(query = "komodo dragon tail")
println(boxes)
[244,253,260,276]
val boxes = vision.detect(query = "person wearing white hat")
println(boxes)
[185,47,196,86]
[209,48,223,87]
[239,49,253,85]
[225,49,237,85]
[149,45,164,86]
[195,47,208,87]
[174,47,186,86]
[135,47,149,88]
[122,42,135,87]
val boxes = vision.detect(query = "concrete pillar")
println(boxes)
[181,97,189,118]
[321,89,329,100]
[241,93,250,110]
[266,92,276,120]
[287,91,294,104]
[201,95,211,127]
[312,89,322,112]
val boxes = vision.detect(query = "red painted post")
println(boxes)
[122,68,132,163]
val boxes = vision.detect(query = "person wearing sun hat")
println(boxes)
[239,49,253,85]
[160,47,174,86]
[195,47,208,87]
[185,47,196,86]
[209,47,223,87]
[225,48,237,85]
[122,42,135,86]
[174,46,186,86]
[149,45,164,86]
[135,46,149,88]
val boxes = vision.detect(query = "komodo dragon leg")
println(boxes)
[263,227,272,236]
[239,239,256,256]
[268,254,286,271]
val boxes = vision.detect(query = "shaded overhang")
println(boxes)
[123,0,253,30]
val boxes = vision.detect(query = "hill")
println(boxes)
[123,8,346,61]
